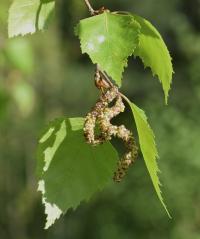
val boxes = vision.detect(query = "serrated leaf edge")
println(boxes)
[132,15,174,104]
[75,12,141,87]
[124,97,171,218]
[37,117,119,228]
[8,0,55,38]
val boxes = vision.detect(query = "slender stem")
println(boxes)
[84,0,95,15]
[97,65,130,103]
[119,92,131,104]
[97,65,114,87]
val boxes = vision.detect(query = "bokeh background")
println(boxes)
[1,0,200,238]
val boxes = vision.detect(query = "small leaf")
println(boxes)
[126,100,171,217]
[37,117,118,228]
[8,0,55,37]
[75,12,140,86]
[133,15,173,104]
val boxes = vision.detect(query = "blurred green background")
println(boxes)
[1,0,200,238]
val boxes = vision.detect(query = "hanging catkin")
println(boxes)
[84,69,138,182]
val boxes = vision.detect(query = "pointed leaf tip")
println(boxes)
[132,14,173,103]
[125,99,171,217]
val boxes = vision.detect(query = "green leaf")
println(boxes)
[8,0,55,37]
[133,15,173,104]
[37,117,118,229]
[75,12,140,86]
[127,100,171,217]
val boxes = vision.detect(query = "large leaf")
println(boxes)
[127,100,170,217]
[8,0,55,37]
[133,15,173,104]
[37,117,118,229]
[75,12,141,86]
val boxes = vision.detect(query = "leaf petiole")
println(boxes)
[84,0,95,15]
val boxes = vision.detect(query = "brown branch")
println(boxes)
[84,0,95,15]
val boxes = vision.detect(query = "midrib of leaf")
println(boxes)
[104,13,113,69]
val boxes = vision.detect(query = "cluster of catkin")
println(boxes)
[83,70,138,182]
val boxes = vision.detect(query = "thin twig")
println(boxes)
[119,92,131,104]
[84,0,95,15]
[97,65,131,104]
[97,65,114,87]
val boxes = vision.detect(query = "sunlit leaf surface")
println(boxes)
[127,101,170,217]
[8,0,55,37]
[133,15,173,104]
[37,117,118,228]
[76,12,140,86]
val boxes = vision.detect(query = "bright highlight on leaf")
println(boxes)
[76,12,141,86]
[132,15,173,104]
[8,0,55,37]
[37,117,118,229]
[127,100,171,217]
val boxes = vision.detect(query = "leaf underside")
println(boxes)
[8,0,55,37]
[127,100,171,217]
[132,14,173,104]
[37,117,118,229]
[76,12,141,86]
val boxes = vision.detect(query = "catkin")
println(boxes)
[84,70,138,182]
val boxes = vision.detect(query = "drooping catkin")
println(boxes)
[83,69,138,182]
